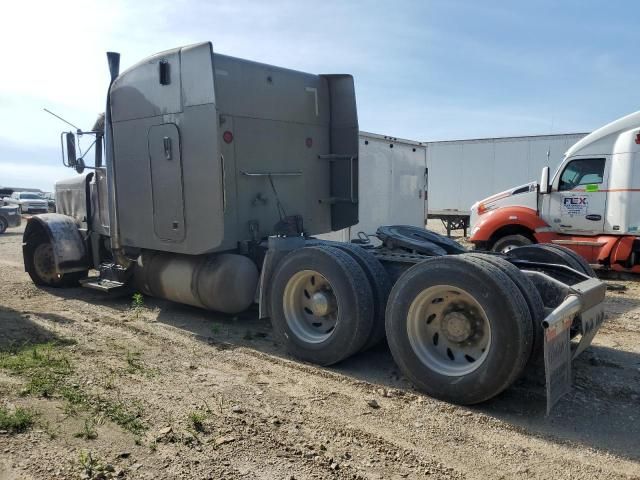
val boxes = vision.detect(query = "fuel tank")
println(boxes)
[134,252,259,314]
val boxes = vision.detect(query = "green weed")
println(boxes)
[0,343,72,398]
[187,411,207,433]
[74,418,98,440]
[0,406,36,433]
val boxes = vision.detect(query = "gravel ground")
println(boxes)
[0,222,639,479]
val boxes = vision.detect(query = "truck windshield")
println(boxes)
[19,193,41,199]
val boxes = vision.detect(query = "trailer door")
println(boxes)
[390,143,427,227]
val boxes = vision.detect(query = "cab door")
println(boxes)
[547,157,608,234]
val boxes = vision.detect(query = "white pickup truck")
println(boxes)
[3,192,48,214]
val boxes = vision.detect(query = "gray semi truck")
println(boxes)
[23,42,606,411]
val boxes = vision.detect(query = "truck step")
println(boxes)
[80,277,129,294]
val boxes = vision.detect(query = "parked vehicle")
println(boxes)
[3,192,48,214]
[470,111,640,274]
[42,192,56,212]
[425,133,586,235]
[22,42,606,411]
[0,206,21,233]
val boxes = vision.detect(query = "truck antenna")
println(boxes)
[43,108,81,132]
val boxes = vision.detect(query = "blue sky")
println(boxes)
[1,0,639,191]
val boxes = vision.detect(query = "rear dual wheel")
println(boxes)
[385,255,533,405]
[315,242,391,349]
[270,246,375,366]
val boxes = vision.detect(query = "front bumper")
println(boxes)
[3,210,21,227]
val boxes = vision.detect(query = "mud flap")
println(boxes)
[572,305,606,360]
[542,285,605,414]
[543,313,573,415]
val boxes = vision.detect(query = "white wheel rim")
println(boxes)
[407,285,491,376]
[283,270,338,343]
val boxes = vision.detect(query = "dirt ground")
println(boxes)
[0,222,639,480]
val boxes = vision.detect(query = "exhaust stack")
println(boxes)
[103,51,130,267]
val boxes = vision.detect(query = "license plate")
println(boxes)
[544,315,572,415]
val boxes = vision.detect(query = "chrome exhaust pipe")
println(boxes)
[103,51,131,268]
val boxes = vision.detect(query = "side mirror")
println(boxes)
[65,132,77,167]
[75,157,85,174]
[539,166,550,194]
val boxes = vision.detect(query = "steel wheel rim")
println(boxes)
[283,270,338,343]
[500,244,518,253]
[33,243,60,284]
[407,285,491,376]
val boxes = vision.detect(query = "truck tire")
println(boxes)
[0,217,7,234]
[269,246,374,366]
[507,244,596,277]
[24,232,86,287]
[540,244,597,277]
[315,242,391,350]
[491,234,532,253]
[463,253,545,362]
[385,256,533,405]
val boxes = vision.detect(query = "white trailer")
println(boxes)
[319,132,427,242]
[425,133,587,235]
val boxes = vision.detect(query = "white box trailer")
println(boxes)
[425,133,587,235]
[319,132,427,242]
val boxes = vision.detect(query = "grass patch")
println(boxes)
[0,341,146,435]
[0,406,36,433]
[74,418,98,440]
[0,342,72,397]
[78,450,106,478]
[96,397,145,434]
[61,385,145,434]
[125,351,143,373]
[187,411,207,433]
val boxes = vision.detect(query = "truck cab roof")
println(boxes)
[564,110,640,158]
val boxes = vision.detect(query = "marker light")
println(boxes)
[223,131,233,144]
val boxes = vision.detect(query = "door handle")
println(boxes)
[586,214,602,221]
[163,137,172,160]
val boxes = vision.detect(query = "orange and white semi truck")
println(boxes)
[470,111,640,273]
